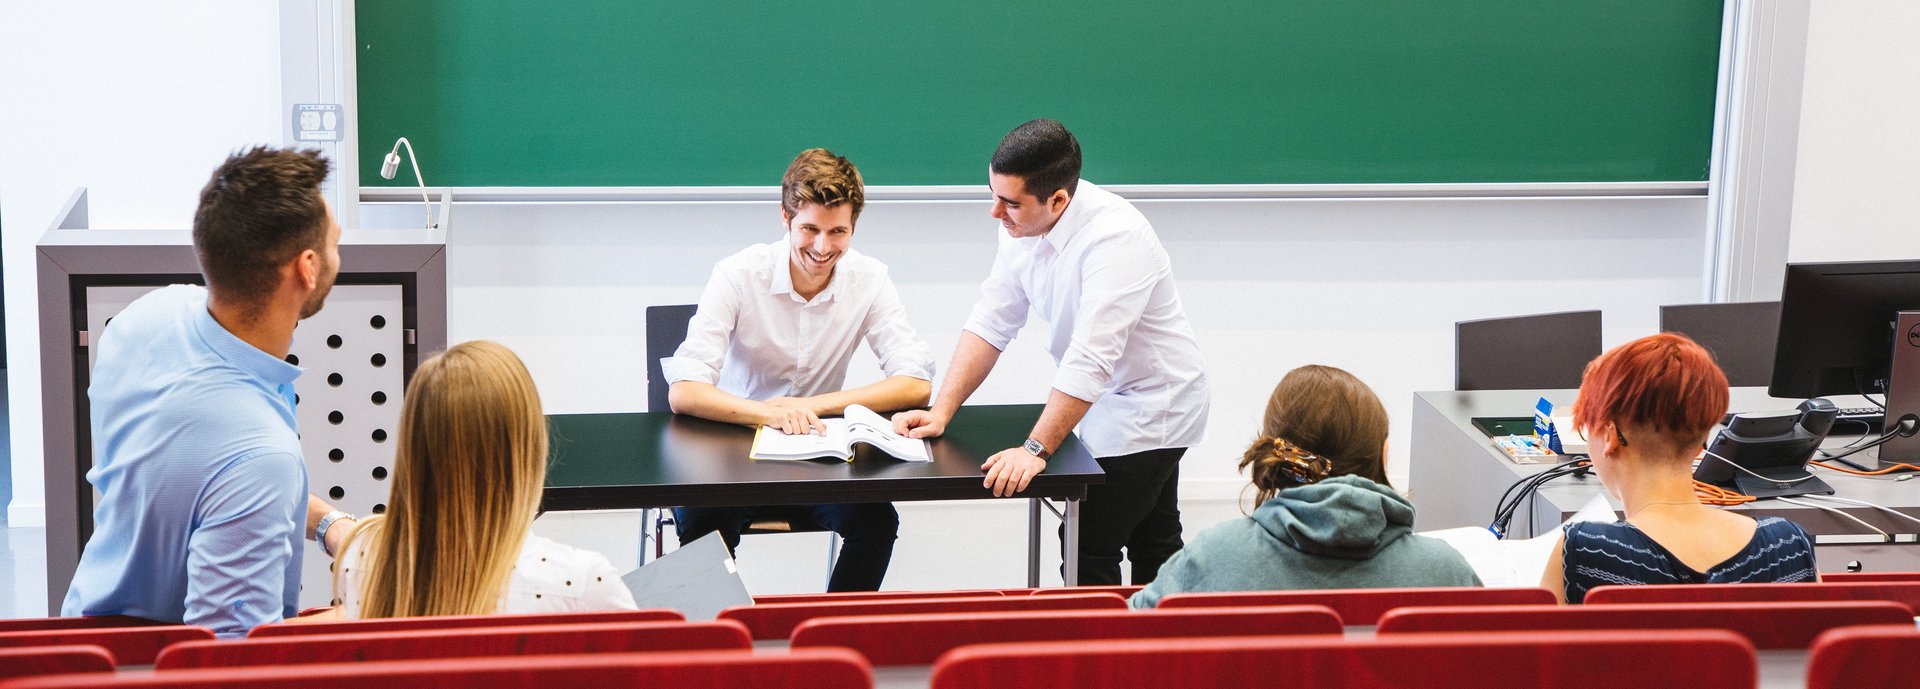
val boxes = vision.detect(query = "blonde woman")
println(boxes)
[332,341,635,617]
[1130,365,1478,608]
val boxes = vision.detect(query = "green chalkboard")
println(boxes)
[356,1,1724,188]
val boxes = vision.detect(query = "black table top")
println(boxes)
[541,404,1105,511]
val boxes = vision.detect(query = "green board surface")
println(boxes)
[356,1,1724,188]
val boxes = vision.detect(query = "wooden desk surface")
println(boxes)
[541,404,1104,511]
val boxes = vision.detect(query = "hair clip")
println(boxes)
[1270,439,1333,483]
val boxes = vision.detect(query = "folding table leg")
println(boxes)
[1064,498,1081,586]
[1027,498,1043,587]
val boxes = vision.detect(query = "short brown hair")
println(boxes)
[1239,365,1391,505]
[1573,333,1730,456]
[191,146,332,303]
[780,148,864,221]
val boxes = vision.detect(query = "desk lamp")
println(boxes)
[380,137,437,229]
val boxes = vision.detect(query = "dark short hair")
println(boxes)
[191,146,332,303]
[990,119,1081,200]
[781,148,865,221]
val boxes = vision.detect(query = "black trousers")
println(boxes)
[1062,447,1187,586]
[673,502,899,592]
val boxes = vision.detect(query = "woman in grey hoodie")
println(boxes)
[1131,365,1480,608]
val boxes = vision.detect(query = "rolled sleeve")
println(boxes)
[960,239,1031,351]
[1053,238,1160,403]
[659,266,741,387]
[863,275,935,381]
[184,450,306,638]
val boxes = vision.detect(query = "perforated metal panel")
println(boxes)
[84,284,408,607]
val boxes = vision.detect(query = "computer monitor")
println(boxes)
[1770,259,1920,465]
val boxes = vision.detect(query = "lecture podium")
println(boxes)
[1410,388,1920,572]
[542,404,1106,586]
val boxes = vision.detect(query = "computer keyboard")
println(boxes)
[1721,407,1885,433]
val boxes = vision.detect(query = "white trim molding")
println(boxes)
[1706,0,1812,302]
[363,181,1707,205]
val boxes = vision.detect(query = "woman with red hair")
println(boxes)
[1540,333,1817,603]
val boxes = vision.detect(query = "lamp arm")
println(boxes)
[393,137,435,229]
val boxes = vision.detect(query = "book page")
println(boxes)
[749,418,852,460]
[1417,494,1617,588]
[843,405,931,462]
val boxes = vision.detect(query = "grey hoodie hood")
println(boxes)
[1251,475,1415,560]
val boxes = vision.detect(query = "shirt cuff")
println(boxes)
[961,320,1015,352]
[659,355,719,386]
[1051,367,1108,404]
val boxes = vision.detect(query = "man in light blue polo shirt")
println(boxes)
[63,147,357,637]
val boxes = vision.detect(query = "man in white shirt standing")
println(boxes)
[894,119,1210,586]
[660,148,935,592]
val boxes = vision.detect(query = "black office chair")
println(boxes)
[1658,301,1781,388]
[1454,310,1603,391]
[640,305,837,576]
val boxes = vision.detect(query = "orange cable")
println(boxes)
[1808,459,1920,476]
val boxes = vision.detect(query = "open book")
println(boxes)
[749,404,931,462]
[1415,494,1617,587]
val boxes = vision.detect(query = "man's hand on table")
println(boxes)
[982,446,1046,497]
[763,397,828,436]
[892,409,949,439]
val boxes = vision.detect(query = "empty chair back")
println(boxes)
[1454,310,1602,391]
[645,304,698,412]
[0,626,213,666]
[246,608,682,637]
[0,646,114,680]
[1808,625,1920,689]
[1584,581,1920,612]
[753,589,1006,605]
[155,620,747,669]
[0,617,169,634]
[721,593,1127,640]
[1377,600,1910,649]
[1155,587,1555,625]
[3,649,872,689]
[1030,585,1142,597]
[929,629,1753,689]
[793,605,1340,666]
[1658,301,1780,387]
[1820,571,1920,583]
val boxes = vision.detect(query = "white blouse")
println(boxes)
[335,530,637,616]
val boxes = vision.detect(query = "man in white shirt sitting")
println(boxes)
[894,119,1210,586]
[659,148,936,592]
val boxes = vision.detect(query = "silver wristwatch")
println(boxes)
[1022,437,1052,460]
[316,510,355,557]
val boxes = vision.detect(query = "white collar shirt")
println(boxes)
[661,241,935,401]
[962,180,1210,457]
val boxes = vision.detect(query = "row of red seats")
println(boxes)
[4,624,1917,689]
[1,578,1917,686]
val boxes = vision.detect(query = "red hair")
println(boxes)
[1572,333,1729,449]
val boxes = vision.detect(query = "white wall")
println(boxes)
[5,1,1723,595]
[0,2,286,528]
[1789,0,1920,262]
[364,192,1708,591]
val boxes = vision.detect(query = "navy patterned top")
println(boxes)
[1561,516,1818,604]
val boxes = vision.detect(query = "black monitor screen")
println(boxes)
[1771,260,1920,399]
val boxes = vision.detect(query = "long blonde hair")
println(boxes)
[340,340,549,617]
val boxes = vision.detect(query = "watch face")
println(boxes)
[1024,438,1044,455]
